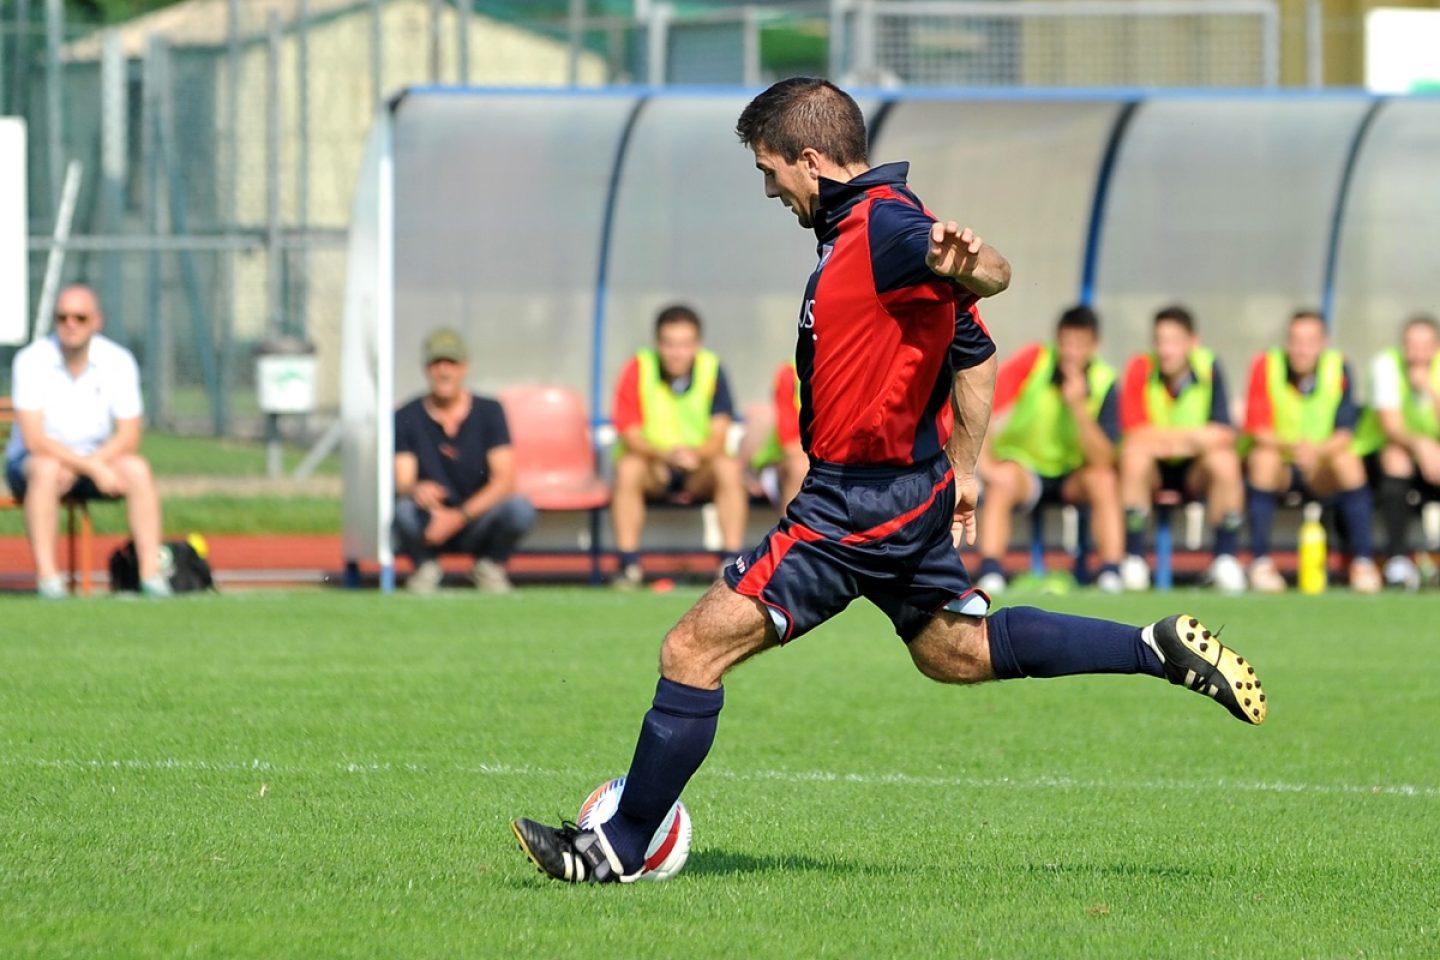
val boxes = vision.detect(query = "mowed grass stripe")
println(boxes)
[2,590,1438,959]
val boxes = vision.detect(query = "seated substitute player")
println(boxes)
[1118,305,1246,593]
[512,78,1267,885]
[747,361,808,511]
[1354,314,1440,588]
[1242,310,1379,593]
[393,328,536,594]
[610,305,747,587]
[975,305,1124,594]
[5,284,170,599]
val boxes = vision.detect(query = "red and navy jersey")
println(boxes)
[795,162,995,468]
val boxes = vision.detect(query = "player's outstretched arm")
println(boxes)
[926,221,1011,298]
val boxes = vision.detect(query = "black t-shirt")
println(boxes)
[394,394,510,506]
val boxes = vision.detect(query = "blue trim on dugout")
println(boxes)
[590,96,651,433]
[400,83,1409,102]
[1079,100,1141,307]
[1320,99,1388,328]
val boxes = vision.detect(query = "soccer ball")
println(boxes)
[577,777,692,881]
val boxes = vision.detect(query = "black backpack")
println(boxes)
[109,536,216,593]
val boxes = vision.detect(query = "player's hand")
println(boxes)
[926,221,984,280]
[668,447,701,472]
[86,460,125,497]
[1292,441,1318,474]
[951,473,979,548]
[424,506,467,546]
[1415,437,1440,486]
[412,480,447,512]
[1059,364,1088,407]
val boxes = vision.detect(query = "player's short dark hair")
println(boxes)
[1153,304,1195,334]
[1056,305,1100,336]
[1403,312,1439,335]
[654,304,702,337]
[1290,308,1325,327]
[735,77,868,167]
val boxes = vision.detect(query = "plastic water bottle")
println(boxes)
[1297,502,1327,595]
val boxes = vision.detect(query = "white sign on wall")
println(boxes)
[1367,8,1440,93]
[0,118,28,346]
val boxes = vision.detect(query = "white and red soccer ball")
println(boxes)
[577,777,692,881]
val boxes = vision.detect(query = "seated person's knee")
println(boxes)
[114,454,154,490]
[613,453,652,489]
[509,496,538,530]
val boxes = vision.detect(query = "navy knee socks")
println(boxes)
[601,678,723,871]
[987,606,1164,680]
[1336,487,1375,559]
[1247,488,1278,557]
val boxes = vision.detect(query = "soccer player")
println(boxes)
[1117,306,1246,593]
[512,79,1267,884]
[610,305,747,587]
[975,305,1124,594]
[1354,314,1440,588]
[747,361,807,511]
[1242,310,1379,593]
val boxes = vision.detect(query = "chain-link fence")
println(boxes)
[5,0,614,438]
[3,0,1375,438]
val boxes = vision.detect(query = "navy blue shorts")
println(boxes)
[5,453,112,503]
[723,454,989,644]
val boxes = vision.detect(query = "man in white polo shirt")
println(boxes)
[5,284,169,599]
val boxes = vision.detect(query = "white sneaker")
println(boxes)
[1121,554,1151,592]
[1248,556,1287,594]
[406,559,444,595]
[1095,569,1123,594]
[1207,554,1247,595]
[1350,557,1382,594]
[1383,555,1420,591]
[36,574,67,600]
[472,558,514,594]
[976,571,1007,596]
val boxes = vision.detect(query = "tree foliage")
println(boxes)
[65,0,187,26]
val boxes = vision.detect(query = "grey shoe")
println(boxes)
[406,560,444,595]
[612,562,644,591]
[140,576,174,599]
[472,558,514,594]
[36,575,67,601]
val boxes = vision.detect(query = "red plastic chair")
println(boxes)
[499,386,610,582]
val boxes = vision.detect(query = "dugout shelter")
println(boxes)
[342,87,1440,588]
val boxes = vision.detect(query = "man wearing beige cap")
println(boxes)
[393,328,535,593]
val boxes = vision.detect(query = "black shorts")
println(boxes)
[1157,459,1194,495]
[1365,453,1440,502]
[723,454,988,644]
[1014,469,1070,513]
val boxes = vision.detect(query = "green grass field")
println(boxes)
[2,590,1437,958]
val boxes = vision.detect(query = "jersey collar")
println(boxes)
[814,161,911,244]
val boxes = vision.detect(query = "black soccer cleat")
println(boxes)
[511,818,627,883]
[1145,614,1267,725]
